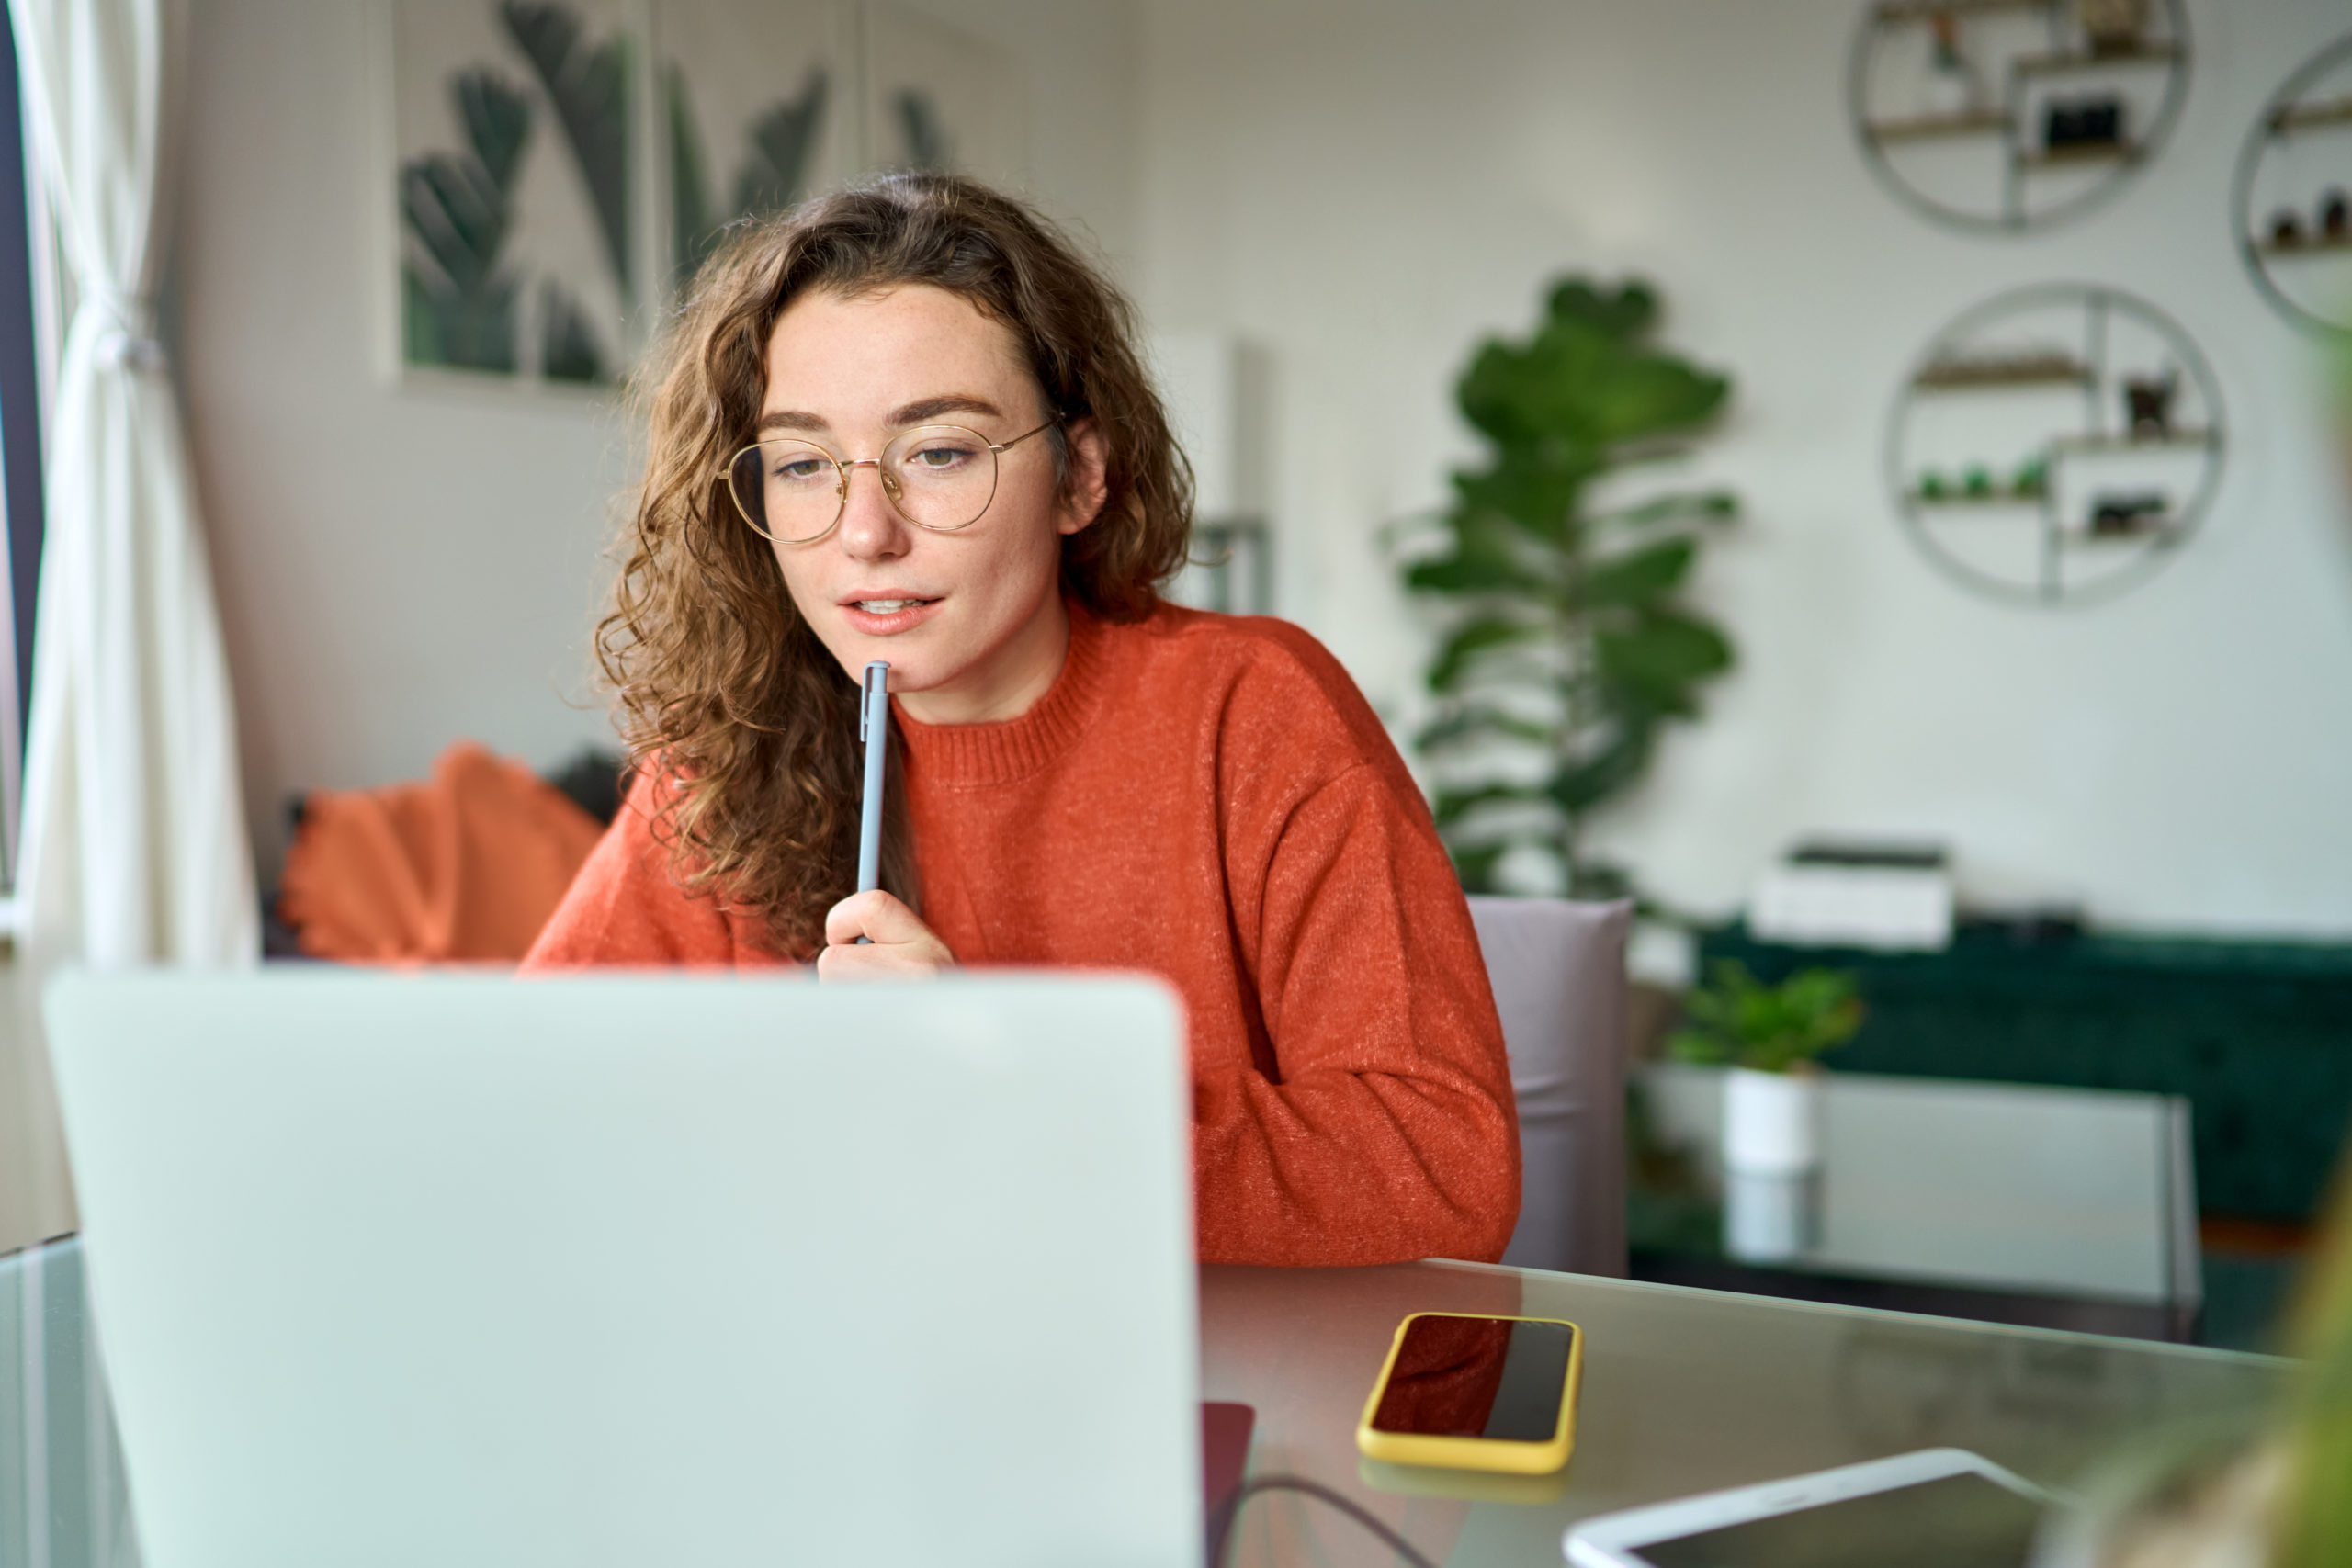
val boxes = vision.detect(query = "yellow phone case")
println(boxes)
[1353,1311,1583,1475]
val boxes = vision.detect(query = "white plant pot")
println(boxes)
[1722,1066,1823,1263]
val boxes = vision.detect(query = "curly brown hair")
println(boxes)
[598,174,1194,958]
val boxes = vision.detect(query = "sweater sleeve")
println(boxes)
[519,770,766,969]
[1195,759,1521,1267]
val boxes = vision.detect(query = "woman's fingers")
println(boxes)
[823,889,925,947]
[818,890,954,981]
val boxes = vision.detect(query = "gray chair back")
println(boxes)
[1466,896,1632,1278]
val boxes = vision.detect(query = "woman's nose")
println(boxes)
[833,461,908,560]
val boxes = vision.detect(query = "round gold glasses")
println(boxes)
[721,419,1060,543]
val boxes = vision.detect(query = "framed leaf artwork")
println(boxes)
[381,0,1029,396]
[385,0,640,390]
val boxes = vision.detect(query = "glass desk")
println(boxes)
[0,1236,2285,1567]
[1203,1261,2279,1565]
[1632,1066,2207,1345]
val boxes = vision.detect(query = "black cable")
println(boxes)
[1209,1472,1443,1568]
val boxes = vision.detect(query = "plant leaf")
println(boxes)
[1428,615,1544,691]
[668,67,717,284]
[735,70,830,218]
[1547,726,1654,813]
[1415,704,1556,751]
[1407,549,1529,595]
[1448,841,1510,894]
[538,277,608,383]
[1597,610,1734,707]
[893,87,949,170]
[1590,490,1739,528]
[1430,780,1549,827]
[1580,537,1696,607]
[454,70,532,192]
[1451,453,1598,541]
[501,0,633,300]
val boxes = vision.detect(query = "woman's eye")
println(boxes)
[775,457,829,481]
[910,445,975,469]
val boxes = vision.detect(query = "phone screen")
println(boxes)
[1631,1473,2042,1568]
[1368,1315,1574,1441]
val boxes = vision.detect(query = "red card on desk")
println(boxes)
[1202,1401,1255,1524]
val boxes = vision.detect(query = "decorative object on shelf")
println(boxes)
[1887,282,2225,606]
[1849,0,2190,235]
[2123,366,2177,435]
[2043,94,2124,151]
[1668,962,1865,1264]
[1916,347,2089,387]
[1750,840,1955,952]
[2075,0,2147,57]
[1399,277,1737,898]
[1962,462,1996,497]
[1922,11,1984,118]
[2089,491,2168,537]
[2233,30,2352,340]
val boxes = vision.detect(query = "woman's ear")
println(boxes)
[1054,418,1111,537]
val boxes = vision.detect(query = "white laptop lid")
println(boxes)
[46,971,1200,1568]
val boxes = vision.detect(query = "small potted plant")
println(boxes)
[1668,962,1864,1262]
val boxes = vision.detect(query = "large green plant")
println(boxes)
[1406,278,1736,897]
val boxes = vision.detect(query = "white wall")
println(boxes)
[175,0,1138,879]
[170,0,2352,935]
[1131,0,2352,936]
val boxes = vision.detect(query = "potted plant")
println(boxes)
[1668,961,1864,1262]
[1399,277,1738,898]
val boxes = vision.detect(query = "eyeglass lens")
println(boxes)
[729,424,1004,541]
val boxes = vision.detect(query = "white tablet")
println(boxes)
[1565,1448,2052,1568]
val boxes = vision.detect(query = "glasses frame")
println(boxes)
[721,417,1062,543]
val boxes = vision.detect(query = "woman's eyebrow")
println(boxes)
[752,395,1004,437]
[889,395,1003,425]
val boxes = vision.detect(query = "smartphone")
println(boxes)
[1565,1448,2052,1568]
[1354,1312,1583,1475]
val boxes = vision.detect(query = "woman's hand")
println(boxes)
[816,890,956,981]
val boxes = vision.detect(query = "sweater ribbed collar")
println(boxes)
[890,598,1111,787]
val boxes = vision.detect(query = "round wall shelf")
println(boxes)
[1887,283,2223,607]
[2233,31,2352,340]
[1849,0,2189,235]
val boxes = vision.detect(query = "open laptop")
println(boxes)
[45,970,1202,1568]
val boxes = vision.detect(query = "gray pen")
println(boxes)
[854,660,889,942]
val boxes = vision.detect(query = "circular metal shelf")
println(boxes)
[1848,0,2189,235]
[1886,283,2224,607]
[2232,30,2352,341]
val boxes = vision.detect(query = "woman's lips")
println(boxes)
[839,595,944,637]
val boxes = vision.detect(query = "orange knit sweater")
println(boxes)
[523,601,1521,1267]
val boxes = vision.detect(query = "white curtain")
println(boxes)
[7,0,257,1227]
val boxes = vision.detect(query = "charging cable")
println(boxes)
[1209,1473,1442,1568]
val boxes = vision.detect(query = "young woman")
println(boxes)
[526,174,1520,1269]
